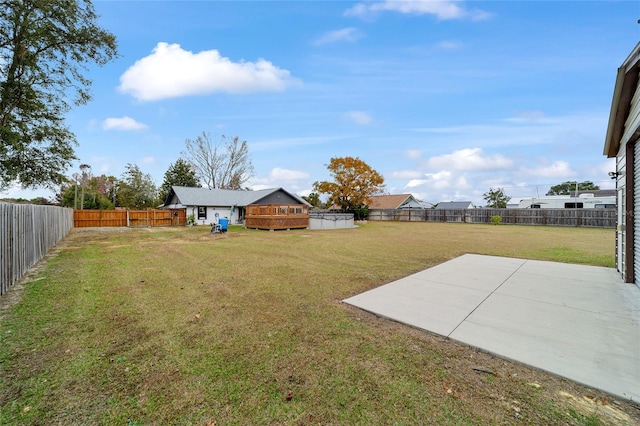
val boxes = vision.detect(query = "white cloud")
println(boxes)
[425,148,513,171]
[405,170,456,190]
[404,178,429,189]
[401,170,474,204]
[345,0,491,21]
[297,188,314,197]
[596,158,616,178]
[391,169,423,179]
[345,110,372,125]
[118,42,298,101]
[505,110,547,123]
[251,184,273,191]
[405,149,422,159]
[437,40,463,50]
[87,156,112,174]
[521,161,576,179]
[141,156,156,164]
[269,167,310,181]
[102,116,148,131]
[248,167,311,195]
[314,27,363,45]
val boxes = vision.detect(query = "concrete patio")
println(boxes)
[343,254,640,402]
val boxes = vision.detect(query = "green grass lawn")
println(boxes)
[1,222,634,425]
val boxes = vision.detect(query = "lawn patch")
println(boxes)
[1,223,635,425]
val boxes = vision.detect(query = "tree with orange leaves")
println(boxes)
[313,156,385,212]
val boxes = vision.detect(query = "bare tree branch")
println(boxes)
[183,132,254,190]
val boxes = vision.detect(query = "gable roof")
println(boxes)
[603,42,640,158]
[165,186,308,207]
[367,194,414,209]
[367,194,432,209]
[435,201,474,209]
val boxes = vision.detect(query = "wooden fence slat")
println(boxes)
[73,209,186,228]
[1,204,73,296]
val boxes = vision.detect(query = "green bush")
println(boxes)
[490,215,502,225]
[352,204,370,221]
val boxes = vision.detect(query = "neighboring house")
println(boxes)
[517,194,616,209]
[163,186,309,225]
[367,194,433,209]
[603,42,640,285]
[507,197,533,209]
[508,190,617,209]
[435,201,475,210]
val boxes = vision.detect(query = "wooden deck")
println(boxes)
[245,204,309,230]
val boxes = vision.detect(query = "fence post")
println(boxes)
[577,208,581,227]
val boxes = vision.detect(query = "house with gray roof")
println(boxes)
[163,186,309,225]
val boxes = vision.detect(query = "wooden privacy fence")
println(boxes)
[1,203,73,296]
[74,209,186,228]
[367,208,617,228]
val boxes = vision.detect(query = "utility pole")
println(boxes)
[79,164,91,210]
[74,175,78,209]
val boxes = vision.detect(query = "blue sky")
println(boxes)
[3,0,639,205]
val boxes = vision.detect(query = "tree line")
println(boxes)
[55,133,254,209]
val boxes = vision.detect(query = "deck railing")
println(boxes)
[245,204,309,230]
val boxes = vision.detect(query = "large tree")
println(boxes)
[302,192,322,208]
[58,173,116,210]
[483,187,510,208]
[159,158,199,203]
[117,164,157,209]
[546,181,600,196]
[183,132,254,190]
[0,0,118,190]
[313,156,385,211]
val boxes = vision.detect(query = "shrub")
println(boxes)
[490,215,502,225]
[352,204,370,221]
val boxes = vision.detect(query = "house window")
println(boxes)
[197,206,207,220]
[564,202,583,208]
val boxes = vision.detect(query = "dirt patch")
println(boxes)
[0,280,25,322]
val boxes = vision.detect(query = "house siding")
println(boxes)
[605,43,640,285]
[186,206,241,226]
[164,186,308,227]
